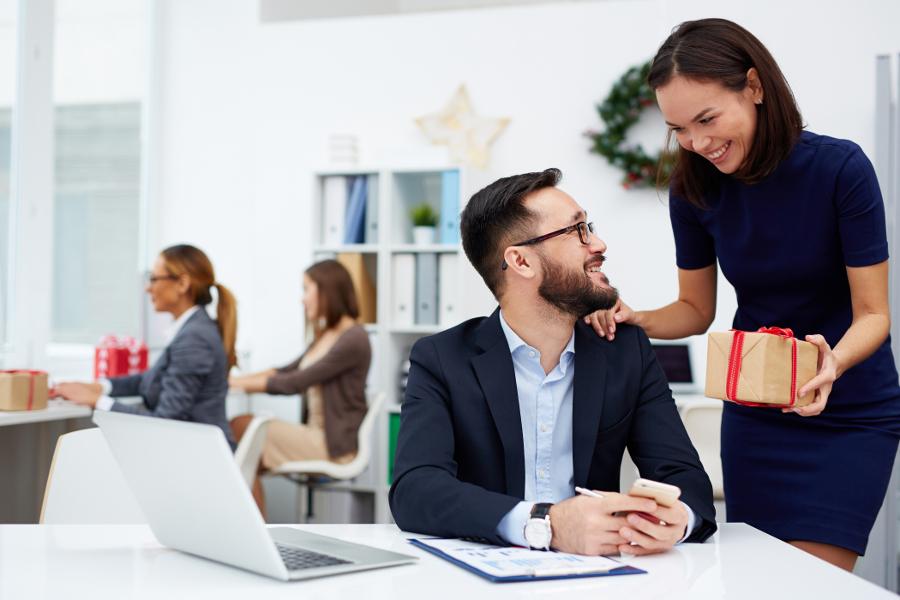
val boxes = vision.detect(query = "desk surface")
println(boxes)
[0,523,892,599]
[0,399,92,427]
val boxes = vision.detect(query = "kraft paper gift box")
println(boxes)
[705,328,818,407]
[0,370,49,411]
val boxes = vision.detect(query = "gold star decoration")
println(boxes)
[415,85,509,169]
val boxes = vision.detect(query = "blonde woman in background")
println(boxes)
[230,259,371,516]
[54,244,238,447]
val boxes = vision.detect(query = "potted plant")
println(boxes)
[410,203,438,245]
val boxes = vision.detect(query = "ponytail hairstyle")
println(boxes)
[160,244,238,369]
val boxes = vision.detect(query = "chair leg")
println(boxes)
[306,486,314,521]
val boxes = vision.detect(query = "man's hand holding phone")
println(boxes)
[618,478,688,556]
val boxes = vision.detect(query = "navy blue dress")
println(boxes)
[670,131,900,555]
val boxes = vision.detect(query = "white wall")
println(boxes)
[153,0,900,372]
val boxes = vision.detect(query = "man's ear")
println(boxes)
[502,247,536,280]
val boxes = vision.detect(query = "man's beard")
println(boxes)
[536,252,619,318]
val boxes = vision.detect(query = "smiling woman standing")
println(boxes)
[54,244,237,447]
[586,18,900,570]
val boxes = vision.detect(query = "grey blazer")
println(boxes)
[108,308,235,448]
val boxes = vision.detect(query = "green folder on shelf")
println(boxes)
[388,410,401,484]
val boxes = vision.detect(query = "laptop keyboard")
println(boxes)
[276,543,352,571]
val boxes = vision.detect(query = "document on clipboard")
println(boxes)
[409,538,645,583]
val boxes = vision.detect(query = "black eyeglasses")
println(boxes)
[146,274,179,284]
[501,221,595,270]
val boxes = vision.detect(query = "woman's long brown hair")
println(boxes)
[648,18,803,207]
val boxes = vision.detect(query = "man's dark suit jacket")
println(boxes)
[108,308,235,448]
[389,309,716,545]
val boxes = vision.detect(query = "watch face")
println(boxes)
[524,518,551,549]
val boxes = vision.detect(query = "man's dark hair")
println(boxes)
[648,18,803,207]
[460,168,561,298]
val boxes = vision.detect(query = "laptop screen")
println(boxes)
[651,343,693,384]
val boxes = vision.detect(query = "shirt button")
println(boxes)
[529,350,536,358]
[537,469,546,478]
[540,424,548,432]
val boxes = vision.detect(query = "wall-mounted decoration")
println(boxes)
[416,85,509,169]
[585,61,673,189]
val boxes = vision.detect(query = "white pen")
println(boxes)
[575,486,603,499]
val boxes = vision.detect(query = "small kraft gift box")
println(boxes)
[705,327,818,408]
[0,370,49,411]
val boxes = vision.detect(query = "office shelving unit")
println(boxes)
[311,165,465,523]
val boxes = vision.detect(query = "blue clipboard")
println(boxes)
[408,538,646,583]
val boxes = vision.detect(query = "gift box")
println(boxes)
[94,335,149,380]
[0,370,49,411]
[705,327,818,407]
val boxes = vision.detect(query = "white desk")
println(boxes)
[0,400,94,523]
[0,399,92,426]
[0,523,892,599]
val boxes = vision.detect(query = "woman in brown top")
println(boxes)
[230,260,371,514]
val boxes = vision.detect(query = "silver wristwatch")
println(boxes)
[523,503,553,550]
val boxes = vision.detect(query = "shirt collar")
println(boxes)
[164,305,201,345]
[498,310,576,366]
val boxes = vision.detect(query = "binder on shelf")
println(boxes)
[439,170,460,244]
[322,176,348,246]
[392,254,415,328]
[415,253,438,325]
[438,253,458,326]
[364,174,379,244]
[343,176,368,244]
[337,252,377,324]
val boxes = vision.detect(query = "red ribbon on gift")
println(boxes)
[1,370,46,410]
[725,327,798,408]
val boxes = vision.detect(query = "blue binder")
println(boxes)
[343,175,367,244]
[408,538,645,583]
[439,170,460,244]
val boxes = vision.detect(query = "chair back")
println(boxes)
[271,391,385,480]
[351,391,385,475]
[233,415,272,487]
[40,427,146,524]
[678,400,724,499]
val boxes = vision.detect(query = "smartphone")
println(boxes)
[628,478,681,507]
[625,478,682,525]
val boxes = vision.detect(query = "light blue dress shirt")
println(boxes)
[494,311,696,547]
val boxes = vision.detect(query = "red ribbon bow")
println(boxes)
[725,327,798,408]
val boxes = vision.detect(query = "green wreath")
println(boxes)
[586,60,673,189]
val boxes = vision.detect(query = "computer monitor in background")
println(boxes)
[651,339,701,395]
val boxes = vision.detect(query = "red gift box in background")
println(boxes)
[94,335,148,379]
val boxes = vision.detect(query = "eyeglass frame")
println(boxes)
[500,221,596,270]
[146,273,180,285]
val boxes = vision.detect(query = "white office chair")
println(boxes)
[233,414,273,488]
[678,399,725,500]
[40,427,146,524]
[269,392,385,520]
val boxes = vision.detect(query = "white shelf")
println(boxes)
[389,244,459,254]
[388,325,444,335]
[313,244,379,254]
[312,165,466,524]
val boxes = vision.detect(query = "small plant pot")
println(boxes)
[412,226,436,245]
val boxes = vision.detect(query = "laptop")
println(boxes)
[650,337,702,395]
[92,410,418,581]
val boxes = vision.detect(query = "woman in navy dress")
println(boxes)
[587,18,900,570]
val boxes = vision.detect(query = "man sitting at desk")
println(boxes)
[389,169,716,555]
